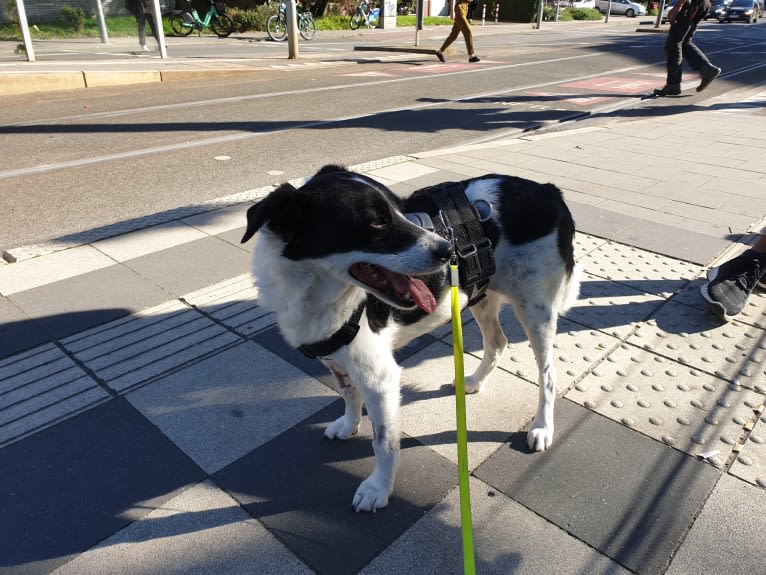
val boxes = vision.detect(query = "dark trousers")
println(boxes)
[135,11,160,47]
[664,14,714,87]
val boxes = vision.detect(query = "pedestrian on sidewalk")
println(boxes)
[654,0,721,97]
[467,0,477,23]
[127,0,161,52]
[435,0,480,64]
[700,225,766,321]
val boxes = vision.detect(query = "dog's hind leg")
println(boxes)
[465,292,508,394]
[325,365,363,440]
[512,294,560,452]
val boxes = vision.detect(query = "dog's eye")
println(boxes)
[370,217,388,230]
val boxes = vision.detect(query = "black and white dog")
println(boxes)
[241,165,581,512]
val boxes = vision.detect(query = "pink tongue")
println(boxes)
[390,274,437,314]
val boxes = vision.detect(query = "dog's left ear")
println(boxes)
[241,183,303,244]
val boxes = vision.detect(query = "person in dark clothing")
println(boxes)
[654,0,721,96]
[129,0,161,52]
[467,0,477,23]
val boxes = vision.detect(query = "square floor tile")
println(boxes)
[0,399,205,575]
[214,401,457,575]
[362,477,633,575]
[474,399,720,575]
[123,236,251,296]
[127,341,338,474]
[50,480,314,575]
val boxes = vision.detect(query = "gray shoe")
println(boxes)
[697,66,721,92]
[700,250,764,321]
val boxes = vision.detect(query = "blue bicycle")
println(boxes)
[349,0,380,29]
[170,0,234,37]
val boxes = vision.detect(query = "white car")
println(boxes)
[595,0,647,16]
[560,0,597,9]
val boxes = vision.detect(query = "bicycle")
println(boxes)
[267,0,317,41]
[170,0,235,38]
[349,0,379,29]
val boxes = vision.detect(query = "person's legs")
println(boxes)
[437,20,461,56]
[454,2,474,56]
[655,17,693,95]
[135,14,147,48]
[700,234,766,321]
[145,12,161,47]
[680,22,721,91]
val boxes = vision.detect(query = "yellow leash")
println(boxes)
[450,262,476,575]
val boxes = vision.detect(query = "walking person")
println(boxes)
[700,222,766,321]
[435,0,480,64]
[127,0,161,52]
[654,0,721,96]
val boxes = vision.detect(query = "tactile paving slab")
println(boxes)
[62,300,241,393]
[567,271,665,339]
[573,231,609,260]
[457,314,620,392]
[566,343,764,468]
[729,408,766,488]
[627,301,766,393]
[182,274,274,337]
[578,241,702,297]
[0,343,109,447]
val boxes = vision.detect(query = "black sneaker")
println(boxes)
[653,84,681,97]
[435,51,445,63]
[697,66,721,93]
[700,250,764,321]
[468,55,480,63]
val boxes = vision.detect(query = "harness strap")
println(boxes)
[298,301,366,359]
[430,183,496,306]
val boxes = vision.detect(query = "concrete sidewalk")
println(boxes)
[1,83,765,574]
[0,18,667,96]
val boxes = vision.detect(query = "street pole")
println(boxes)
[287,0,299,59]
[15,0,36,61]
[95,0,109,43]
[152,0,167,58]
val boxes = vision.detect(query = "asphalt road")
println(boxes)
[1,19,765,255]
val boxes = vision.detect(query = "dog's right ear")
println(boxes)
[241,183,302,244]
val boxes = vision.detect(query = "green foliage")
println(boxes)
[396,14,453,25]
[6,0,20,27]
[568,6,602,18]
[60,4,85,32]
[228,5,273,31]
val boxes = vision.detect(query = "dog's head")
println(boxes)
[241,165,452,313]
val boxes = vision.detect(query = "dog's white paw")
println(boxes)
[352,477,390,513]
[527,420,553,452]
[452,375,483,394]
[324,416,359,440]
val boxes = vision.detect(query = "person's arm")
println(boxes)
[668,0,687,22]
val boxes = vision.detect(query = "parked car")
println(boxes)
[595,0,646,16]
[560,0,597,8]
[719,0,759,21]
[704,0,730,19]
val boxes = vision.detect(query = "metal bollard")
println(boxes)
[494,2,499,23]
[481,3,486,25]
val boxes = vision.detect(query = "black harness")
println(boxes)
[297,182,495,360]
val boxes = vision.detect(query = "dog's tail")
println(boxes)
[558,262,583,315]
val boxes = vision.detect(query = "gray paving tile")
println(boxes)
[398,340,539,470]
[127,341,338,474]
[62,300,242,394]
[666,474,766,575]
[362,477,634,575]
[617,221,731,266]
[123,236,251,296]
[475,399,720,575]
[0,399,205,575]
[0,294,47,359]
[568,202,638,241]
[0,343,110,448]
[214,401,457,575]
[50,480,314,575]
[6,264,170,343]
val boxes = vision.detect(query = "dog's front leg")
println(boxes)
[324,365,363,440]
[352,367,401,513]
[528,359,556,451]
